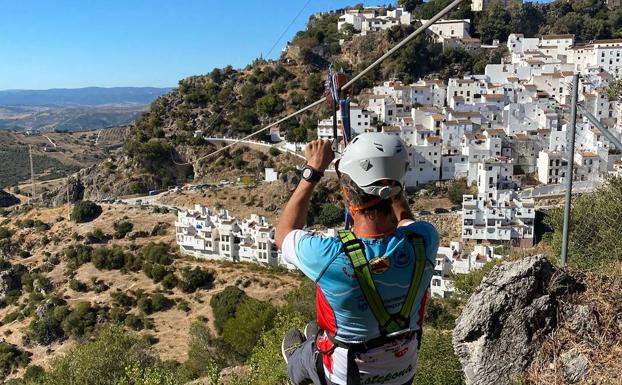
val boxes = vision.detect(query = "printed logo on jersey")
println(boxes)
[341,260,356,279]
[369,256,390,274]
[394,251,411,268]
[394,347,409,358]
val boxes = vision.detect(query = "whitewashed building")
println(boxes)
[462,157,536,247]
[175,205,291,269]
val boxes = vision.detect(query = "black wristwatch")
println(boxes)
[301,165,323,183]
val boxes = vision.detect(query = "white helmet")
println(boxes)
[338,132,409,199]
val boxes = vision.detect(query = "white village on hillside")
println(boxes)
[176,6,622,299]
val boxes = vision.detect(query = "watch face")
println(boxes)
[302,168,312,179]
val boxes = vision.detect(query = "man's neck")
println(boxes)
[351,214,396,238]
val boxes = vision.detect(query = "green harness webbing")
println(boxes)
[338,229,427,335]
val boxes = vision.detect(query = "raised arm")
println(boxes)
[275,139,334,249]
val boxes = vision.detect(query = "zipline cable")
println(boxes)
[177,0,465,165]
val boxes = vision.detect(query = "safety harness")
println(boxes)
[337,229,427,338]
[313,229,427,385]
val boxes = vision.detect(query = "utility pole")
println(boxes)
[561,74,580,267]
[29,145,36,205]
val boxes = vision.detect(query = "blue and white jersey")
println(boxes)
[282,221,439,385]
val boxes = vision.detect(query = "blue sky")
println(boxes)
[0,0,383,90]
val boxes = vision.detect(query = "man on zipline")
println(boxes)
[275,133,439,385]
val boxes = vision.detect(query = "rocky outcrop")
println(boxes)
[0,269,20,301]
[0,189,19,207]
[452,256,580,385]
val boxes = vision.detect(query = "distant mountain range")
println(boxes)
[0,87,173,132]
[0,87,172,107]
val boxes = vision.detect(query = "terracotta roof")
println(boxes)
[577,150,597,157]
[486,128,505,135]
[383,126,401,133]
[484,94,505,100]
[593,38,622,45]
[541,34,574,40]
[427,135,441,143]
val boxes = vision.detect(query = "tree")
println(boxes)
[316,204,344,227]
[398,0,423,12]
[447,178,469,205]
[177,267,214,293]
[222,299,276,358]
[113,221,134,239]
[210,286,249,333]
[70,201,102,223]
[0,342,29,378]
[38,326,155,385]
[255,94,283,116]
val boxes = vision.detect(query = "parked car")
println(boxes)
[417,210,431,216]
[451,205,462,212]
[433,207,449,214]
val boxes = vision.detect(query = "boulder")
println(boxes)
[560,350,588,383]
[0,189,20,208]
[0,269,19,301]
[452,256,578,385]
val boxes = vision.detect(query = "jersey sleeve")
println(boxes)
[281,230,342,282]
[399,220,440,266]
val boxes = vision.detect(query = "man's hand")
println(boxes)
[305,139,334,173]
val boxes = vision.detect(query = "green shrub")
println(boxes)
[0,342,30,377]
[29,313,65,345]
[178,322,220,382]
[3,312,20,324]
[113,221,134,239]
[64,245,93,267]
[0,227,11,239]
[140,243,172,265]
[447,178,469,205]
[160,273,178,290]
[37,326,153,385]
[316,204,343,227]
[150,223,169,236]
[210,286,249,333]
[69,279,88,292]
[85,228,110,244]
[91,247,128,270]
[111,291,136,307]
[61,301,98,338]
[142,263,168,283]
[117,362,179,385]
[70,201,102,223]
[222,298,276,358]
[23,364,45,382]
[177,267,214,293]
[240,311,306,385]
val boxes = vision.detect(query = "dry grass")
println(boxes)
[526,262,622,385]
[0,203,301,377]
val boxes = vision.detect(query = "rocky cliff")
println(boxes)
[452,256,619,385]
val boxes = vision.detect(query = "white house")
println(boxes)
[175,205,291,269]
[462,157,535,247]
